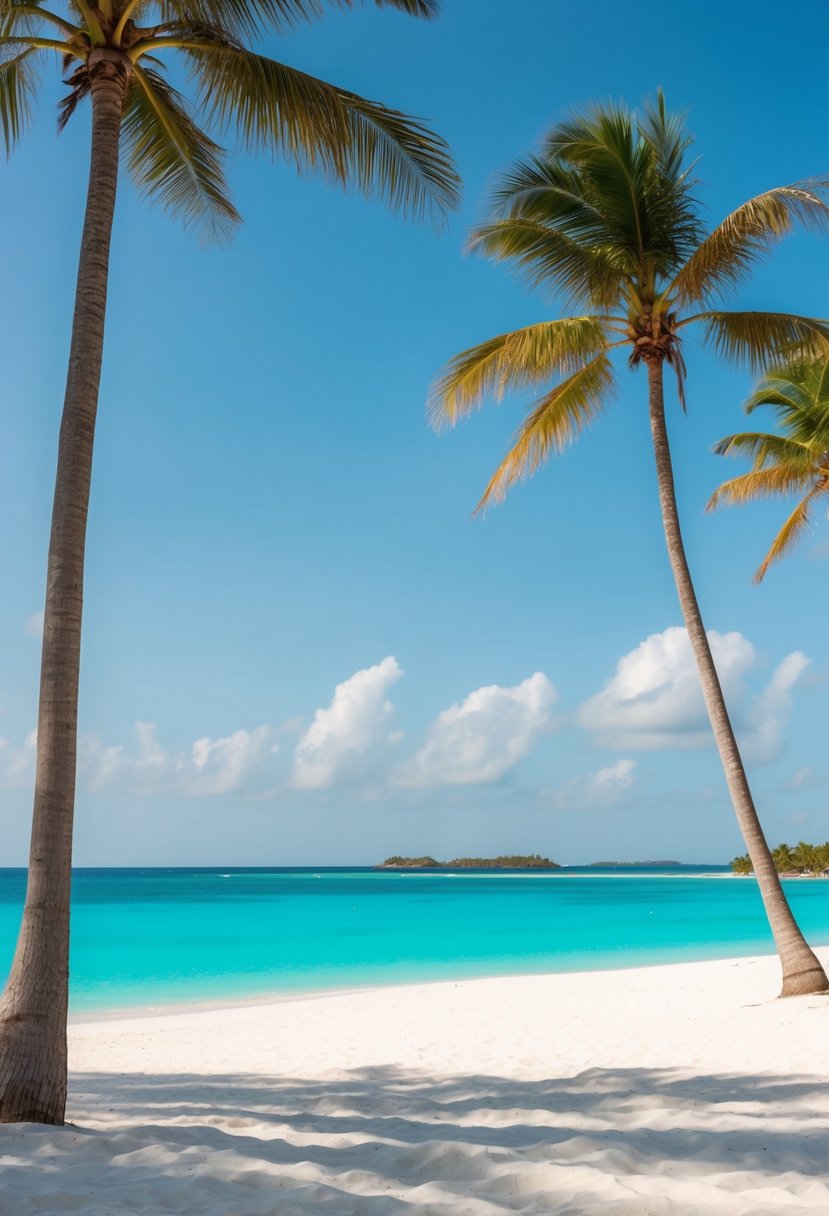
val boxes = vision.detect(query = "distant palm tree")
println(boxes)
[792,841,820,874]
[772,842,796,872]
[731,854,754,876]
[0,0,458,1126]
[430,96,829,1001]
[708,356,829,580]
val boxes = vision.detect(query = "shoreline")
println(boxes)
[68,932,829,1024]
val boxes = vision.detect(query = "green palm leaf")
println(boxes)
[709,355,829,578]
[708,463,814,508]
[429,317,613,430]
[157,1,439,38]
[671,185,829,305]
[469,217,627,308]
[744,355,829,445]
[712,431,812,467]
[187,45,458,222]
[122,65,241,241]
[690,311,829,371]
[476,354,617,510]
[0,43,39,153]
[753,489,822,582]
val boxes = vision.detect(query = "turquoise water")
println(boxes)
[1,866,828,1014]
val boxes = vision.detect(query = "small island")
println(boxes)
[376,854,560,870]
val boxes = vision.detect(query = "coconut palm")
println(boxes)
[708,356,829,580]
[731,854,754,875]
[772,842,796,872]
[430,96,829,1000]
[792,841,820,874]
[0,0,458,1126]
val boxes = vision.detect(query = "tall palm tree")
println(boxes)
[708,356,829,580]
[0,0,458,1126]
[430,96,829,1000]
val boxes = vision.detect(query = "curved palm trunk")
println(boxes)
[0,59,126,1124]
[646,359,828,997]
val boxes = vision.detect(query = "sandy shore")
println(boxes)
[3,950,829,1214]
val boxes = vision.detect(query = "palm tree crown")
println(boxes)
[1,0,459,236]
[708,356,829,581]
[430,95,829,505]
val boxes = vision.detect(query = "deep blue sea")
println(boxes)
[1,866,828,1015]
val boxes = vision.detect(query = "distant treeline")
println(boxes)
[731,842,829,876]
[378,854,559,870]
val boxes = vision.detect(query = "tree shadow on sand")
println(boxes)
[4,1066,829,1214]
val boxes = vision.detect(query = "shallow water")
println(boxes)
[1,866,827,1013]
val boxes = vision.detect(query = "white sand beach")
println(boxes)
[3,949,829,1214]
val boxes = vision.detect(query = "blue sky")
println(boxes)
[2,0,829,865]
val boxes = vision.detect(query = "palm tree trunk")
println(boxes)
[646,358,828,997]
[0,56,127,1125]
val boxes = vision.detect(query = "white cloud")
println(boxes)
[552,757,637,811]
[0,729,37,789]
[24,612,44,639]
[578,626,808,760]
[292,656,403,790]
[398,672,556,787]
[743,651,810,762]
[78,722,276,796]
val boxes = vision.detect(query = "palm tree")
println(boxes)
[708,356,829,580]
[772,842,796,872]
[430,96,829,1000]
[731,854,754,876]
[0,0,458,1126]
[792,841,819,874]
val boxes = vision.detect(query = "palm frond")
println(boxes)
[158,2,325,38]
[187,45,458,222]
[689,311,829,371]
[158,0,438,39]
[744,356,829,450]
[372,0,440,15]
[476,354,616,510]
[744,372,817,417]
[713,431,813,467]
[671,184,829,305]
[541,102,702,280]
[429,317,613,430]
[0,43,39,153]
[122,64,240,241]
[753,489,822,582]
[707,464,815,509]
[639,89,694,181]
[468,217,627,309]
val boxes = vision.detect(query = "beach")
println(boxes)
[4,948,829,1214]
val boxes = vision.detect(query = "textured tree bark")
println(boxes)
[646,358,828,997]
[0,59,126,1124]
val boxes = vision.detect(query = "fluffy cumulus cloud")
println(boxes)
[552,758,637,811]
[77,722,277,796]
[578,626,808,760]
[292,656,403,790]
[398,672,556,787]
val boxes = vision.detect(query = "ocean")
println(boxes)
[1,865,827,1015]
